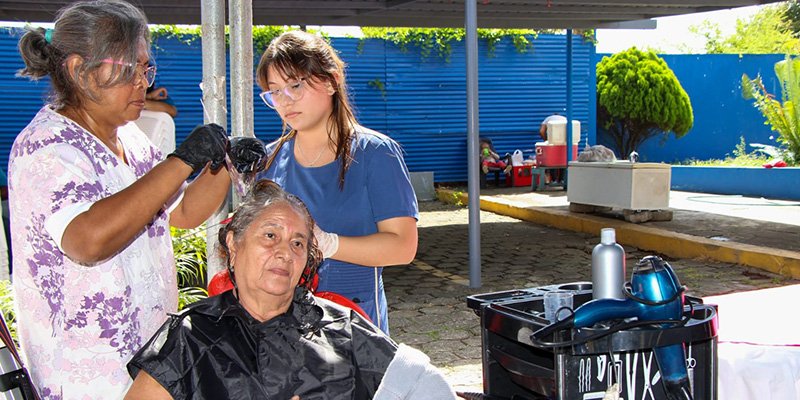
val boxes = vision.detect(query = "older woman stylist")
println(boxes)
[125,180,456,400]
[9,1,230,398]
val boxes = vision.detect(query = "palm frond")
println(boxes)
[742,55,800,165]
[171,226,209,309]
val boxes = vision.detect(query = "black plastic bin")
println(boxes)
[466,282,718,400]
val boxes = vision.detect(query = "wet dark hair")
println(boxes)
[256,30,358,189]
[16,0,151,109]
[217,179,322,291]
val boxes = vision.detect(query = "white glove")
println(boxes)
[314,224,339,259]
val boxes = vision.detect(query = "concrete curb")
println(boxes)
[437,189,800,279]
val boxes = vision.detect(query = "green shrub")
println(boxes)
[597,47,694,158]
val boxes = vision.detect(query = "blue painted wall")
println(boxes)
[0,29,594,183]
[595,53,785,163]
[672,166,800,200]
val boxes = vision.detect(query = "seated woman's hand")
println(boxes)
[169,123,229,173]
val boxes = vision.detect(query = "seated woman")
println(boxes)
[125,180,457,400]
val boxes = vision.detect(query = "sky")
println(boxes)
[594,5,764,54]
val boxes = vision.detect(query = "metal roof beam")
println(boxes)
[385,0,423,8]
[0,0,783,27]
[596,19,658,29]
[354,3,703,15]
[251,1,384,10]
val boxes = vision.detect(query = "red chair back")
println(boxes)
[206,270,371,322]
[314,291,371,322]
[208,269,234,296]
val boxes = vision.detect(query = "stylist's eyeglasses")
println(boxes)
[259,78,307,109]
[100,58,157,87]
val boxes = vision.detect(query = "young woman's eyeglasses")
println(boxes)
[100,59,157,87]
[259,78,307,109]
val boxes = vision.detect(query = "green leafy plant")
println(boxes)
[150,25,202,46]
[742,55,800,166]
[361,27,537,61]
[150,25,542,62]
[784,0,800,38]
[576,29,597,45]
[452,191,464,207]
[691,4,800,54]
[171,226,209,310]
[0,280,17,346]
[536,28,596,44]
[149,25,316,56]
[362,27,464,61]
[477,29,537,57]
[596,47,694,158]
[252,26,311,53]
[367,78,387,100]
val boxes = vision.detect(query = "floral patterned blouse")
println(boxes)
[8,106,179,400]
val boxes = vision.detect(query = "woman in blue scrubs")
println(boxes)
[254,30,418,334]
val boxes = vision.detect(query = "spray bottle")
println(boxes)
[592,228,626,300]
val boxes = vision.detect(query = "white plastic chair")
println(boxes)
[134,110,176,156]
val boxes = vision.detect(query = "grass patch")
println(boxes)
[426,330,441,340]
[679,137,772,167]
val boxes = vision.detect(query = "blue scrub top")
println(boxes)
[257,128,418,333]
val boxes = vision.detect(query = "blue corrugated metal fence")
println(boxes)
[0,29,593,182]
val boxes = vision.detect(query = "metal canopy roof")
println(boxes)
[0,1,782,29]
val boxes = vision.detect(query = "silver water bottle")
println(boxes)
[592,228,626,299]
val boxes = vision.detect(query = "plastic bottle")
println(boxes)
[592,228,626,300]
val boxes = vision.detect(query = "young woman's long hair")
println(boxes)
[256,30,358,189]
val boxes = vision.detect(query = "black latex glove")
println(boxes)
[169,123,229,173]
[228,137,267,174]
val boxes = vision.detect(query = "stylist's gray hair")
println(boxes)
[17,0,151,108]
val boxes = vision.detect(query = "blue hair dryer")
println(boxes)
[538,256,693,400]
